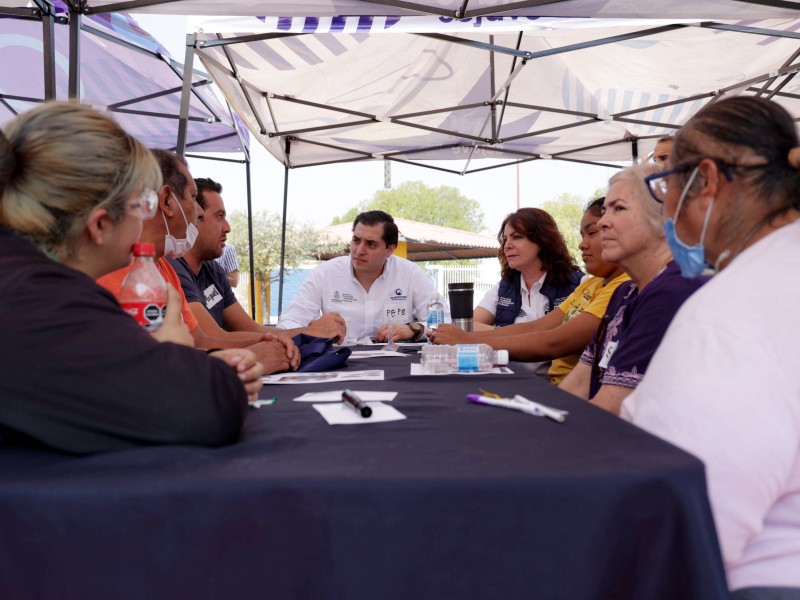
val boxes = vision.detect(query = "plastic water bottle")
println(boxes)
[426,294,445,334]
[119,242,167,332]
[420,344,509,374]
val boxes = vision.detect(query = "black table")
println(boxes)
[0,350,729,599]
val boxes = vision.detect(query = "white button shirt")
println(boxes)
[477,272,549,324]
[276,255,437,339]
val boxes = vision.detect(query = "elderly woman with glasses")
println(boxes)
[0,102,263,454]
[622,97,800,599]
[557,162,708,415]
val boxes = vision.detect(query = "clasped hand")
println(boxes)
[374,323,413,343]
[209,348,264,403]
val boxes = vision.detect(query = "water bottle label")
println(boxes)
[456,345,480,371]
[122,301,166,332]
[427,305,444,327]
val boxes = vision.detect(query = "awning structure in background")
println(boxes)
[0,4,248,153]
[319,218,500,261]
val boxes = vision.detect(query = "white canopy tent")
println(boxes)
[0,2,248,152]
[187,13,800,172]
[176,4,800,308]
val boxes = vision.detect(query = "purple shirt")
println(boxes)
[579,261,708,399]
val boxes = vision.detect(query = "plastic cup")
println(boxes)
[384,307,404,351]
[342,316,356,344]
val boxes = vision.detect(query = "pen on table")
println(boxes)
[466,394,566,423]
[251,397,277,409]
[512,394,567,424]
[467,394,542,417]
[342,389,372,418]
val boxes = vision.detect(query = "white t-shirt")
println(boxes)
[621,219,800,591]
[276,255,437,339]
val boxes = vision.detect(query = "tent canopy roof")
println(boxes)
[188,12,800,171]
[320,218,500,261]
[2,1,798,19]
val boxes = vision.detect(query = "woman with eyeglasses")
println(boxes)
[557,162,708,414]
[0,102,262,454]
[430,198,629,384]
[622,97,800,598]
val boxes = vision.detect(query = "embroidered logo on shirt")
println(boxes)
[497,296,514,307]
[331,291,357,304]
[204,284,222,309]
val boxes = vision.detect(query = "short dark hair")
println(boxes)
[151,149,188,198]
[585,196,605,217]
[352,210,398,247]
[194,177,222,210]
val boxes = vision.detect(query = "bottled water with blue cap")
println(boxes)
[420,344,508,374]
[426,294,445,335]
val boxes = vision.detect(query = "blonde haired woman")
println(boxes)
[0,102,262,454]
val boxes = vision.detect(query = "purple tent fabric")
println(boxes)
[0,5,248,153]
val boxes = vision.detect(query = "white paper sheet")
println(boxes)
[348,350,410,359]
[262,370,385,384]
[294,390,398,402]
[313,401,406,425]
[409,364,514,376]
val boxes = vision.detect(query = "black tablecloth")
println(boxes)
[0,350,729,599]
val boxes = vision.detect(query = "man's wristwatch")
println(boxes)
[407,321,424,342]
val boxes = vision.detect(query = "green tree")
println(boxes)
[227,211,343,318]
[541,185,606,269]
[331,180,485,232]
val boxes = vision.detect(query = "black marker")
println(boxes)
[342,389,372,418]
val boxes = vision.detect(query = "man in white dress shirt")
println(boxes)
[277,211,437,342]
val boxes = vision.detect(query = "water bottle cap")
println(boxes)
[131,242,156,257]
[495,349,509,366]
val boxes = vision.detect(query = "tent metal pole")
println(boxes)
[278,139,291,317]
[496,32,524,136]
[176,32,196,157]
[67,9,81,99]
[83,0,184,14]
[245,159,257,320]
[488,34,498,142]
[41,10,56,100]
[755,46,800,98]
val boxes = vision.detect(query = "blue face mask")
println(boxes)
[663,218,708,278]
[662,167,715,279]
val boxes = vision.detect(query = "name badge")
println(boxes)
[598,340,618,370]
[204,284,223,309]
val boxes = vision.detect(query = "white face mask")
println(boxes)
[162,193,198,258]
